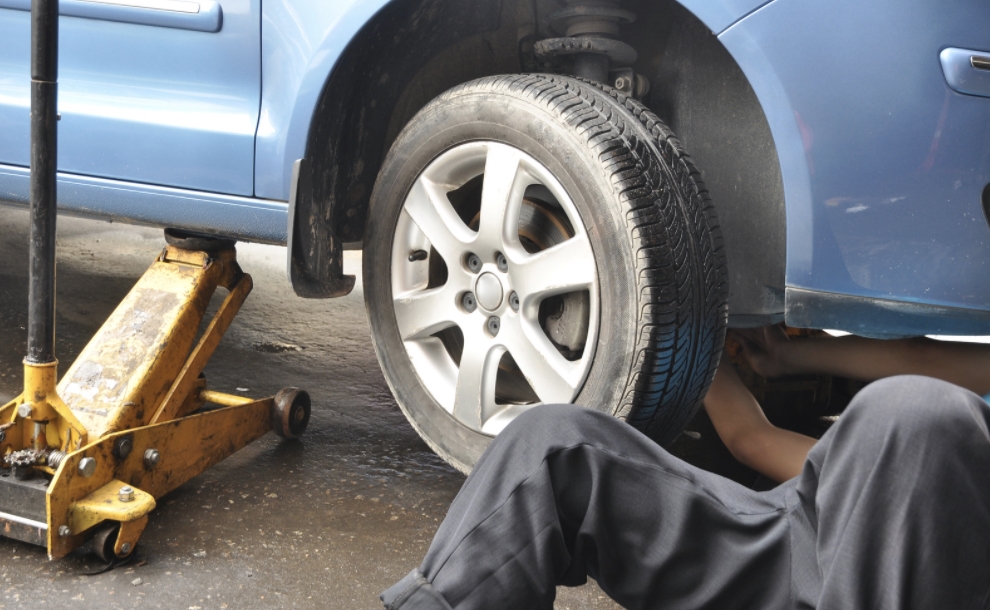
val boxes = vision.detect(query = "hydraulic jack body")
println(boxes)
[0,0,310,560]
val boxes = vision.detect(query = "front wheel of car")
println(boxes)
[364,74,727,473]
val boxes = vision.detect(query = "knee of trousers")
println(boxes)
[840,375,990,452]
[498,404,614,445]
[485,404,636,465]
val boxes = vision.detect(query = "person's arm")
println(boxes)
[734,326,990,397]
[703,357,815,483]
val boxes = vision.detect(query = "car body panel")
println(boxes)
[0,0,260,196]
[254,0,386,201]
[719,0,990,324]
[680,0,774,35]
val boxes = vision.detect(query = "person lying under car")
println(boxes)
[382,329,990,610]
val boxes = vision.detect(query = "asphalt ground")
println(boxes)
[0,208,622,609]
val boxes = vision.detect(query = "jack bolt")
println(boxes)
[143,448,161,469]
[58,525,71,537]
[17,404,31,419]
[119,486,135,502]
[120,542,132,555]
[115,436,133,460]
[78,457,96,478]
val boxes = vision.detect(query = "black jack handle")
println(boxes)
[27,0,58,364]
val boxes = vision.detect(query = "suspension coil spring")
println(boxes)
[46,450,68,470]
[534,0,646,95]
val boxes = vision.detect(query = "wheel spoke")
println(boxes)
[453,335,504,430]
[513,234,596,299]
[477,144,528,251]
[393,285,460,341]
[404,177,474,263]
[501,316,580,404]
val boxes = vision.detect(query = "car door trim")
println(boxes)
[0,0,222,33]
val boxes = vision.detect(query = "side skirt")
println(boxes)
[0,163,288,245]
[785,287,990,337]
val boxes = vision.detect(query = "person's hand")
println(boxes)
[732,326,792,378]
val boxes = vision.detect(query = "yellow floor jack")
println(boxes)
[0,0,310,561]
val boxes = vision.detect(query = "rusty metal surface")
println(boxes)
[67,480,156,537]
[56,247,241,438]
[0,362,89,459]
[2,233,271,560]
[114,514,149,558]
[48,397,273,559]
[150,271,253,423]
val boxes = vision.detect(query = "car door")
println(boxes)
[0,0,260,197]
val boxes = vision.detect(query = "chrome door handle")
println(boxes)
[0,0,222,32]
[941,47,990,98]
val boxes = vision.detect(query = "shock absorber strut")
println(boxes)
[534,0,649,97]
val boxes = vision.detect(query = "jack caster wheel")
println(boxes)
[91,522,132,563]
[273,388,311,440]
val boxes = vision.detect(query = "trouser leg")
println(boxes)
[382,404,794,610]
[797,376,990,610]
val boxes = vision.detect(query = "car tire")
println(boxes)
[364,74,727,473]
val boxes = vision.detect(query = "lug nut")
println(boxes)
[487,316,501,336]
[496,252,508,272]
[78,457,96,478]
[461,292,477,312]
[466,253,482,273]
[143,448,161,469]
[509,292,520,311]
[119,486,135,502]
[114,436,133,460]
[58,525,72,537]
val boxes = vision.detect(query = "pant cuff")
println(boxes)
[381,569,454,610]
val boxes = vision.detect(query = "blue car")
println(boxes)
[1,0,988,471]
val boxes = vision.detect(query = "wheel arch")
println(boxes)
[292,0,790,323]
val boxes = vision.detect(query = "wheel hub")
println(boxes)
[390,141,600,435]
[475,272,504,311]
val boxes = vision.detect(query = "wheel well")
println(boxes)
[634,2,787,325]
[303,0,786,321]
[304,0,523,244]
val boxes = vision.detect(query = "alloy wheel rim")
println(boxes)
[390,141,600,436]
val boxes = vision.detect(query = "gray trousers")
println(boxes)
[382,376,990,609]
